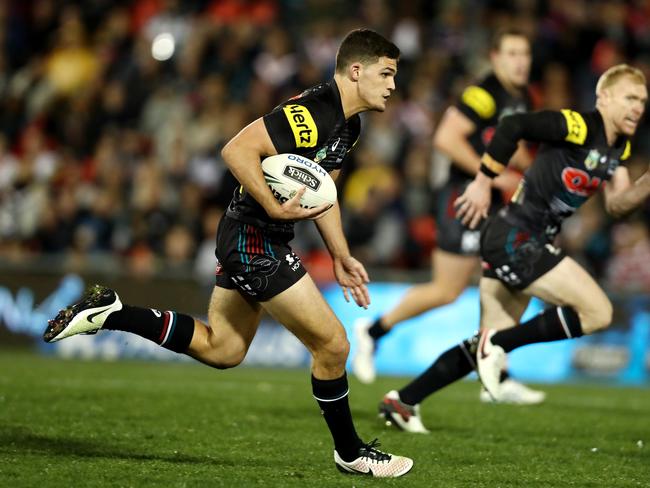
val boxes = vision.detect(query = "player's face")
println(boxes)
[604,76,648,136]
[357,56,398,111]
[492,35,531,88]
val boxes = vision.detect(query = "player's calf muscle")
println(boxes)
[188,325,248,369]
[399,282,462,315]
[193,344,247,369]
[435,284,466,306]
[578,299,613,334]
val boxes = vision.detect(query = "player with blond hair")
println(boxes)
[379,64,650,433]
[353,28,544,405]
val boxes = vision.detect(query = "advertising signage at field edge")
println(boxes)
[0,275,648,384]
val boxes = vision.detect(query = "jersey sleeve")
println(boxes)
[456,84,497,124]
[263,100,331,154]
[558,109,588,146]
[481,110,581,177]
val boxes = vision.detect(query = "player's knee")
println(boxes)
[579,299,613,334]
[329,333,350,363]
[318,330,350,366]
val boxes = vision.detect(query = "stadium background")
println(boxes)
[1,0,649,385]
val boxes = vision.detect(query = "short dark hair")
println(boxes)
[335,29,400,73]
[490,28,529,52]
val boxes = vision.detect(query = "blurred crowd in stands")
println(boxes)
[1,0,650,292]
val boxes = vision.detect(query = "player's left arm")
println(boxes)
[604,164,650,218]
[313,169,370,309]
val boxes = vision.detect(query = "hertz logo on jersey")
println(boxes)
[283,104,318,148]
[561,109,587,145]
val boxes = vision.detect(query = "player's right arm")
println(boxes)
[455,109,580,228]
[314,169,370,309]
[435,99,526,192]
[221,118,327,221]
[479,110,575,178]
[433,106,482,174]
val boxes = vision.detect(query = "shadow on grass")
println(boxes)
[0,425,244,467]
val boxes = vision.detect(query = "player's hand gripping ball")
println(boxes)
[261,154,337,212]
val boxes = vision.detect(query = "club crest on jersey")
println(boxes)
[314,146,327,163]
[584,149,600,170]
[283,104,318,148]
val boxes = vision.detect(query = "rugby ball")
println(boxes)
[262,153,337,210]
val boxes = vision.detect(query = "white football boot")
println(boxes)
[480,379,546,405]
[334,439,413,477]
[378,390,430,434]
[352,318,377,384]
[43,284,122,342]
[476,329,506,402]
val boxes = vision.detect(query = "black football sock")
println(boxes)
[312,373,363,462]
[490,306,584,353]
[104,305,195,353]
[398,336,478,406]
[368,318,389,341]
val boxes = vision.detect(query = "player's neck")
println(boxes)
[596,107,618,145]
[495,71,524,97]
[333,75,365,119]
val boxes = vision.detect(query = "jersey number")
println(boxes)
[561,167,602,197]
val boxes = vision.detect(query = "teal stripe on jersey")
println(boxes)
[237,225,243,258]
[238,224,249,265]
[264,235,275,258]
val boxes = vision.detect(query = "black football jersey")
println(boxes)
[225,80,361,230]
[451,73,531,182]
[504,109,631,238]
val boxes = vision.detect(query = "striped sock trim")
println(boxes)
[557,307,572,338]
[159,311,177,346]
[313,389,350,403]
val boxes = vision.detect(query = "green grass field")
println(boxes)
[1,350,649,487]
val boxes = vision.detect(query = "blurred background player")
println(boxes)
[43,29,413,478]
[352,29,545,404]
[378,64,650,433]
